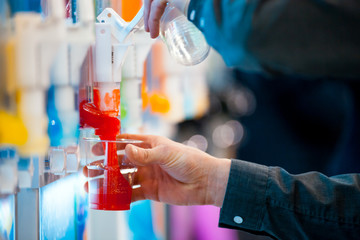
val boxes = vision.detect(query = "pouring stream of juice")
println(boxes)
[80,87,132,210]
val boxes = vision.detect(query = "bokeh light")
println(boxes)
[212,120,244,149]
[183,134,208,152]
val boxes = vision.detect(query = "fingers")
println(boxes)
[118,133,162,148]
[82,160,105,179]
[131,187,146,202]
[144,0,168,38]
[83,166,88,177]
[84,179,146,201]
[144,0,153,32]
[85,180,146,203]
[118,133,153,141]
[125,144,160,166]
[84,165,147,203]
[92,142,105,156]
[149,0,168,38]
[131,166,156,203]
[84,181,89,193]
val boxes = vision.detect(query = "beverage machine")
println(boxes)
[0,0,213,239]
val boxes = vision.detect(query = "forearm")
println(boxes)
[205,157,231,207]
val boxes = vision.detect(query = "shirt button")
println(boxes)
[234,216,243,224]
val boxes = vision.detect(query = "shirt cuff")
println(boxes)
[219,159,269,231]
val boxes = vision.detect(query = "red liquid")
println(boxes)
[79,101,120,138]
[80,88,132,210]
[93,88,121,117]
[89,162,132,210]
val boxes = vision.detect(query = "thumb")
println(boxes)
[125,144,158,166]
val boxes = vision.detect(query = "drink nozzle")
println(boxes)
[97,5,144,43]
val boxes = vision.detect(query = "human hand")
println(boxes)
[121,134,231,207]
[82,140,146,192]
[144,0,190,38]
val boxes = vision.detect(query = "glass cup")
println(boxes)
[160,5,210,66]
[82,138,143,211]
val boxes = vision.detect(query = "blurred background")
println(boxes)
[1,0,360,239]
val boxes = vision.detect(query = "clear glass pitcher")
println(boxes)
[160,5,210,66]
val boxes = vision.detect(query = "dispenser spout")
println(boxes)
[97,5,144,43]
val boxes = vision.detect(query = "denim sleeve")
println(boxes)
[219,159,360,239]
[187,0,360,78]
